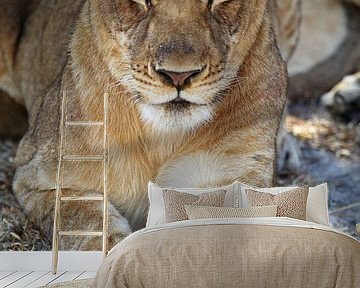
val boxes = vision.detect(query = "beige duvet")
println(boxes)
[93,218,360,288]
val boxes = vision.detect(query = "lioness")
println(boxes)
[0,0,287,249]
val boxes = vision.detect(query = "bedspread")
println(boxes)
[93,218,360,288]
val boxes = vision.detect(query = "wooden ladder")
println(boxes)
[52,91,109,274]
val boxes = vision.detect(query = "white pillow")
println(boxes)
[239,183,330,227]
[146,181,330,227]
[146,181,240,227]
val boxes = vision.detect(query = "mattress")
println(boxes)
[93,217,360,287]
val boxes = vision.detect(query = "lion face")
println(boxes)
[101,0,267,133]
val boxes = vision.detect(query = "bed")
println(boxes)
[92,182,360,287]
[93,217,360,287]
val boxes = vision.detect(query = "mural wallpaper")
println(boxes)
[0,0,359,286]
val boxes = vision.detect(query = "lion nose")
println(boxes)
[156,69,202,89]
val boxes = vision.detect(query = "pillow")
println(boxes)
[147,181,330,227]
[184,205,278,219]
[245,186,309,220]
[162,190,226,223]
[239,183,330,226]
[146,181,240,227]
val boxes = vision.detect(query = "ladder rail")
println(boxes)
[52,90,67,274]
[102,92,109,259]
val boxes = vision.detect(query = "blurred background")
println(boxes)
[0,0,359,250]
[274,0,360,241]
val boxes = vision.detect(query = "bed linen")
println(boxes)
[93,218,360,288]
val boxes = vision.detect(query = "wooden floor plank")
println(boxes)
[76,271,96,280]
[25,271,66,288]
[0,251,102,271]
[0,271,32,287]
[0,271,16,281]
[48,271,84,284]
[7,271,48,288]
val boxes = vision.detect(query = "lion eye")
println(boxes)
[145,0,151,7]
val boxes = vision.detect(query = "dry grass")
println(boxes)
[0,139,50,251]
[285,115,359,160]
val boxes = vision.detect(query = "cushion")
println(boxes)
[163,190,226,223]
[245,186,309,220]
[184,205,278,219]
[239,183,330,226]
[146,181,240,227]
[146,181,330,227]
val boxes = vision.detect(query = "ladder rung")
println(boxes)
[59,231,103,236]
[60,196,104,201]
[62,155,104,161]
[65,121,104,126]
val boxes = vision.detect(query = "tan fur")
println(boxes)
[287,0,360,99]
[271,0,301,62]
[271,0,360,100]
[0,0,287,249]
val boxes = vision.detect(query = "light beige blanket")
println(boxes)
[93,218,360,288]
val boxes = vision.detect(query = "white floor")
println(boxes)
[0,270,95,288]
[0,251,102,288]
